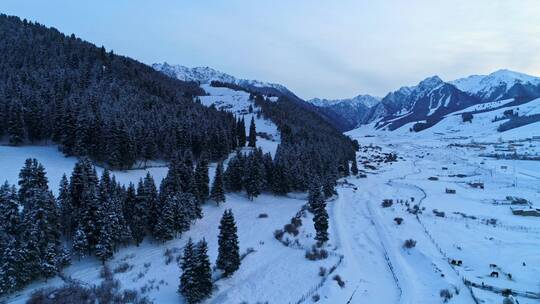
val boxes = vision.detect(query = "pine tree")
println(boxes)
[0,238,25,294]
[224,152,244,192]
[322,176,337,199]
[153,196,175,241]
[309,186,329,245]
[244,154,264,200]
[72,226,88,259]
[143,173,159,233]
[95,221,113,264]
[351,157,359,176]
[179,238,197,304]
[7,101,25,146]
[216,209,240,277]
[194,159,209,202]
[210,163,225,205]
[237,117,246,147]
[248,116,257,148]
[0,182,20,237]
[57,174,71,236]
[194,239,213,301]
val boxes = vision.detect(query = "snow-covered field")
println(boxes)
[2,97,539,303]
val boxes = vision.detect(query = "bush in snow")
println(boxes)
[113,262,133,274]
[258,213,269,218]
[333,275,345,288]
[403,239,417,249]
[394,217,404,225]
[305,246,329,261]
[381,199,393,208]
[440,289,453,302]
[319,267,327,277]
[312,294,320,302]
[274,229,284,241]
[284,223,299,236]
[100,265,113,281]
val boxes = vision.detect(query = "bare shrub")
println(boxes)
[439,289,453,302]
[403,239,417,249]
[274,229,284,240]
[333,275,345,288]
[319,267,327,277]
[114,262,133,274]
[305,247,328,261]
[381,199,393,208]
[284,223,299,236]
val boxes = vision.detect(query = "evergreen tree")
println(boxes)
[216,209,240,277]
[0,182,20,237]
[244,154,264,200]
[143,173,159,234]
[95,221,113,264]
[194,159,210,202]
[0,238,25,294]
[351,157,359,176]
[237,117,246,147]
[179,238,197,304]
[57,174,71,236]
[194,239,213,301]
[7,101,25,146]
[248,116,257,148]
[153,196,176,241]
[210,162,225,205]
[322,176,337,199]
[72,226,88,259]
[309,186,329,245]
[223,152,244,192]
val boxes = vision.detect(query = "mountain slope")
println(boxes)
[307,95,380,130]
[0,14,238,168]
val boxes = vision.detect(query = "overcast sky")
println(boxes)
[3,0,540,99]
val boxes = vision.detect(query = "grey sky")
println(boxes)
[3,0,540,99]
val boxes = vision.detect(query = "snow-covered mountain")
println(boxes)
[152,62,291,96]
[351,69,540,132]
[308,94,380,108]
[367,75,481,130]
[307,95,380,130]
[450,69,540,101]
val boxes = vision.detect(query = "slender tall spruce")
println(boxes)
[248,116,257,148]
[309,185,329,245]
[210,162,226,205]
[216,209,241,276]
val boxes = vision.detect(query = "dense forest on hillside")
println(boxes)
[251,93,356,191]
[0,14,237,168]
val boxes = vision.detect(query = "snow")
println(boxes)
[450,69,540,98]
[200,84,281,157]
[152,63,290,95]
[3,90,540,303]
[0,145,169,195]
[307,95,380,108]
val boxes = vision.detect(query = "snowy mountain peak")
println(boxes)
[418,75,444,88]
[450,69,540,99]
[152,62,290,94]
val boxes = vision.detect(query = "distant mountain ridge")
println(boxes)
[152,62,292,96]
[322,69,540,132]
[153,62,540,132]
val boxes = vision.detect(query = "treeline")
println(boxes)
[0,14,237,168]
[0,153,212,295]
[250,93,356,191]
